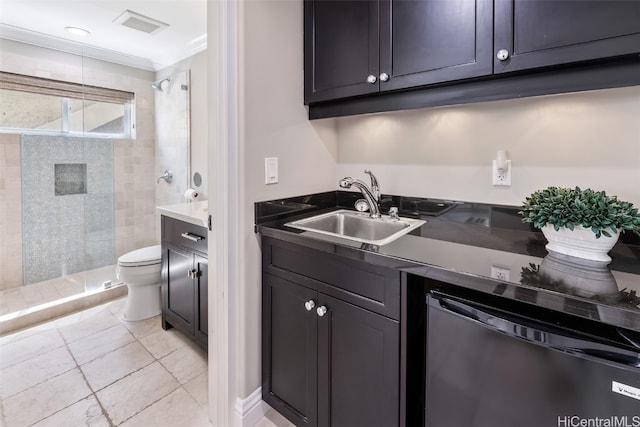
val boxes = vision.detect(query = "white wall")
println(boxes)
[336,86,640,207]
[238,0,338,397]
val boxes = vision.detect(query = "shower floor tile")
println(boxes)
[0,265,118,319]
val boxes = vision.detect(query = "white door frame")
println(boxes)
[207,0,239,425]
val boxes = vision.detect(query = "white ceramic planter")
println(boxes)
[541,224,620,263]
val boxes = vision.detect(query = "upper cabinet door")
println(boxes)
[379,0,493,91]
[494,0,640,74]
[304,0,380,103]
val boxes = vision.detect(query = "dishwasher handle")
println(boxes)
[431,295,640,370]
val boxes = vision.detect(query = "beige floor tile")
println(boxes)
[119,388,210,427]
[256,408,297,427]
[57,306,120,343]
[183,371,208,408]
[121,315,163,340]
[159,344,207,384]
[0,328,65,369]
[139,328,189,359]
[0,346,76,400]
[2,368,92,427]
[81,341,154,392]
[68,324,135,365]
[96,361,179,425]
[106,298,126,317]
[31,395,110,427]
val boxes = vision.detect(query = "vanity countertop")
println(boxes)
[157,201,208,227]
[255,191,640,332]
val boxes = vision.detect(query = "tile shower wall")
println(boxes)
[0,39,157,290]
[0,134,22,290]
[21,135,115,284]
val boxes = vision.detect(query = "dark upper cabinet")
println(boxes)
[304,0,493,103]
[304,0,380,103]
[494,0,640,74]
[305,0,640,117]
[379,0,493,91]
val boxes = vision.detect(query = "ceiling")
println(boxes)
[0,0,207,71]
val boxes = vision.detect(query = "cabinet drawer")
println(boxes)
[262,237,400,320]
[162,216,208,254]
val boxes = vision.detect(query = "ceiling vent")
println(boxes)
[113,10,169,35]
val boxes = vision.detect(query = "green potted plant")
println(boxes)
[520,186,640,262]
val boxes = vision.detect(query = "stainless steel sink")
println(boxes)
[285,209,425,245]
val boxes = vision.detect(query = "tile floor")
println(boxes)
[0,297,293,427]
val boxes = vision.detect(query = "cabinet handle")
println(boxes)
[379,72,389,82]
[316,305,328,317]
[181,232,204,242]
[304,299,316,311]
[366,74,377,84]
[496,49,510,61]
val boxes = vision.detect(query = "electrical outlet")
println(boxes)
[491,266,511,282]
[492,159,512,187]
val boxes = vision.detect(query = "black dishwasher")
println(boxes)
[426,292,640,427]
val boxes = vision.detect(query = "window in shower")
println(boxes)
[0,71,135,138]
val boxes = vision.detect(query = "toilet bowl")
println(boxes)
[116,245,162,321]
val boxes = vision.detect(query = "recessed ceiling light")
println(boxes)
[64,27,91,37]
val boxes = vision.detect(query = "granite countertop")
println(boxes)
[255,191,640,333]
[157,201,208,227]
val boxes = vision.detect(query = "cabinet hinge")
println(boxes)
[208,215,212,231]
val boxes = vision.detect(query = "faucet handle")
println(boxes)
[364,170,380,200]
[389,207,399,220]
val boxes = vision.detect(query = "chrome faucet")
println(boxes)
[339,175,381,218]
[364,170,380,202]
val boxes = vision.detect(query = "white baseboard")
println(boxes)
[234,387,268,427]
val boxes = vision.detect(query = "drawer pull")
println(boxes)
[181,232,204,242]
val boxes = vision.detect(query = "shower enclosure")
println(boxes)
[0,45,154,332]
[21,135,116,289]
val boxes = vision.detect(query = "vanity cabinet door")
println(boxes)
[195,254,208,348]
[494,0,640,73]
[162,244,195,335]
[263,273,319,427]
[317,294,400,427]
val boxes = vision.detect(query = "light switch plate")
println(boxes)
[265,157,278,184]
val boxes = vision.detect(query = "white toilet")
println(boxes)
[116,245,162,321]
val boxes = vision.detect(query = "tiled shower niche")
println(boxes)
[54,163,87,195]
[21,135,115,285]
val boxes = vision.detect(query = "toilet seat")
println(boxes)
[118,245,161,267]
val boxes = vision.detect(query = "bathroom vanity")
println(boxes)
[157,202,209,350]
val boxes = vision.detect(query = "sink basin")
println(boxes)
[285,209,425,245]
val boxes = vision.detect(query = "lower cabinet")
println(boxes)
[262,237,400,427]
[161,216,208,350]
